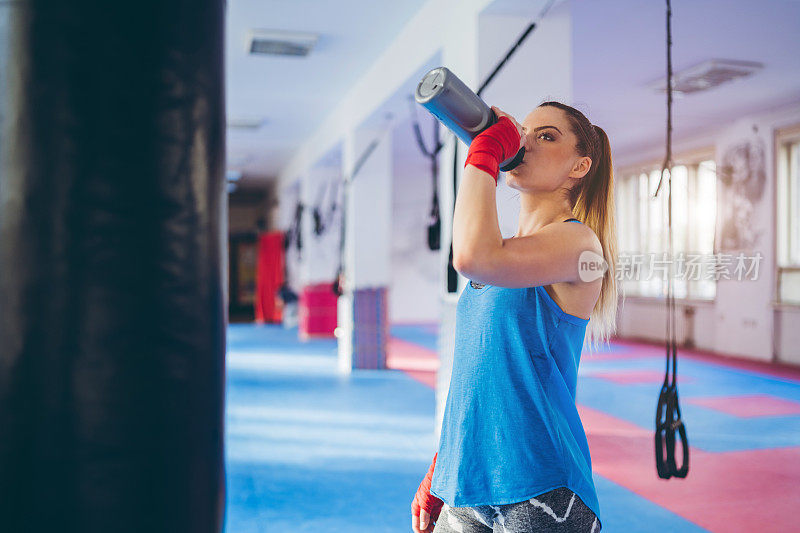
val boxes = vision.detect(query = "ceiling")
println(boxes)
[570,0,800,168]
[227,0,800,186]
[225,0,429,184]
[2,1,797,190]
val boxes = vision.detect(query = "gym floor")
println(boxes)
[224,324,800,533]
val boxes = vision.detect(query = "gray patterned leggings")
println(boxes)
[432,487,601,532]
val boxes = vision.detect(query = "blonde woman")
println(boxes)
[411,102,618,532]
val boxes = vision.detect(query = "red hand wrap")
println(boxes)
[412,453,443,523]
[464,115,521,184]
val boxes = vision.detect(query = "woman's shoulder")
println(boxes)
[545,218,602,256]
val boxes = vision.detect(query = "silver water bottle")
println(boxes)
[414,66,525,171]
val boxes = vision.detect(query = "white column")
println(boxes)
[337,125,393,373]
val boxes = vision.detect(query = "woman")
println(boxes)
[411,101,618,532]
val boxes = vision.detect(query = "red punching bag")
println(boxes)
[255,231,285,323]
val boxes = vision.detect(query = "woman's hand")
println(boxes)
[490,105,525,152]
[411,505,435,533]
[411,454,443,532]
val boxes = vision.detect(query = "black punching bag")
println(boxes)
[0,1,226,532]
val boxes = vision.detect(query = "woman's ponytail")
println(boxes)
[576,125,618,354]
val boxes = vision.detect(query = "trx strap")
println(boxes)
[312,180,337,237]
[653,0,689,480]
[408,96,443,251]
[284,190,304,254]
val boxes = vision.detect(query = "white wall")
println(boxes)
[616,101,800,364]
[477,6,574,240]
[390,117,441,323]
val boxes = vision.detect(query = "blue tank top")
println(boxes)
[430,219,601,523]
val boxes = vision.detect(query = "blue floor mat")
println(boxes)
[224,323,800,532]
[225,324,437,532]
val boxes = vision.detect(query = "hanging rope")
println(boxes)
[652,0,689,480]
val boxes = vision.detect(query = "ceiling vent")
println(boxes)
[649,59,764,95]
[246,29,318,57]
[227,117,268,130]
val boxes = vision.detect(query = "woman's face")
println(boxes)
[505,106,591,193]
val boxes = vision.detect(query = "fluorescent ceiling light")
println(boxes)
[649,59,764,95]
[246,29,319,57]
[227,117,268,130]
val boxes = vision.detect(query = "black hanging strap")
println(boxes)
[408,96,443,251]
[653,0,689,480]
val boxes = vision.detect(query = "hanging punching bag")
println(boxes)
[0,1,226,532]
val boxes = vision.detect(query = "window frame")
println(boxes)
[615,145,717,304]
[774,123,800,308]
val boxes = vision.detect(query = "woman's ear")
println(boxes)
[570,156,592,179]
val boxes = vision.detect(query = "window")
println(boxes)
[616,152,717,300]
[776,125,800,305]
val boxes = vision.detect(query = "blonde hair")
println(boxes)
[539,102,619,354]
